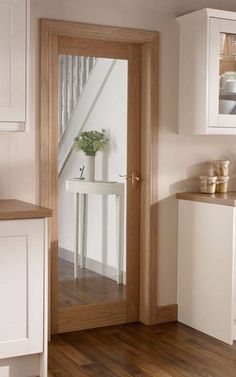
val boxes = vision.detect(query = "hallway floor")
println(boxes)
[48,322,236,377]
[58,257,126,307]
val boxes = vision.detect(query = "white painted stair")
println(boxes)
[58,57,116,174]
[58,55,97,140]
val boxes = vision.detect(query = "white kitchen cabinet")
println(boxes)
[0,200,51,377]
[177,192,236,344]
[0,0,27,131]
[0,219,44,359]
[177,8,236,135]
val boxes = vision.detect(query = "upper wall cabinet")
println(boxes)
[0,0,27,131]
[178,8,236,135]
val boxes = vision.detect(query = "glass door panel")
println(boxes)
[219,33,236,115]
[209,18,236,128]
[57,54,128,309]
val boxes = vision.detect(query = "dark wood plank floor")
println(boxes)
[58,258,126,307]
[48,322,236,377]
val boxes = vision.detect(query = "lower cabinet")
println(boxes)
[0,217,48,376]
[177,197,236,345]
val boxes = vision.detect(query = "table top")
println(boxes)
[0,200,52,220]
[66,179,124,195]
[177,192,236,207]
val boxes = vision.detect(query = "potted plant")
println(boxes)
[74,129,108,181]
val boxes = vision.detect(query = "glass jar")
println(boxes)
[216,176,229,193]
[200,176,217,194]
[209,160,230,176]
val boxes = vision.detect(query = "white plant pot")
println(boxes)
[84,155,95,181]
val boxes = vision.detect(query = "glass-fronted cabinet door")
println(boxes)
[209,18,236,128]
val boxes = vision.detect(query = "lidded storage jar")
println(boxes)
[199,176,217,194]
[216,176,229,193]
[209,160,230,177]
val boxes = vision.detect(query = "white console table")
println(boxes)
[66,179,124,284]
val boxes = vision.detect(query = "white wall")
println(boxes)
[3,0,236,306]
[58,59,127,274]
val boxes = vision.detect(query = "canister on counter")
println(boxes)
[216,176,229,193]
[199,176,217,194]
[209,160,230,177]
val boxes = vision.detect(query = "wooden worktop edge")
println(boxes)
[0,199,52,220]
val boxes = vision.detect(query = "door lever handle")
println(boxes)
[119,171,140,191]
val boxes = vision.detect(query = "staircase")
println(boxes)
[58,55,97,141]
[58,56,116,174]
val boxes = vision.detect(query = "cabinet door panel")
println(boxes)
[178,200,235,344]
[0,219,44,359]
[0,0,26,123]
[0,6,11,108]
[0,236,27,342]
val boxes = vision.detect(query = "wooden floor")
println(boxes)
[48,322,236,377]
[58,258,126,307]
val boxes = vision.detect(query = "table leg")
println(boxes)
[74,193,79,279]
[79,194,87,269]
[84,195,88,268]
[116,194,124,284]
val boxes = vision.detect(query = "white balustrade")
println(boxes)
[58,55,97,140]
[61,55,68,137]
[72,56,79,109]
[78,56,84,95]
[66,55,73,120]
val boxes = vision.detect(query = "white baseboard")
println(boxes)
[59,247,75,264]
[233,320,236,341]
[59,247,126,283]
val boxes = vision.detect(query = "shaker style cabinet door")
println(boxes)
[0,219,44,359]
[0,0,26,126]
[177,200,235,344]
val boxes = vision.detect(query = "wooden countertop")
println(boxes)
[0,200,52,220]
[177,192,236,207]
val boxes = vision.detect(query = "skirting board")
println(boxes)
[59,247,126,283]
[156,304,178,324]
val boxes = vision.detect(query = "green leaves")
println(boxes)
[74,129,108,156]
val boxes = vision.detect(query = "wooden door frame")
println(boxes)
[40,19,158,333]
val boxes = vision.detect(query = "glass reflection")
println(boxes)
[57,55,128,308]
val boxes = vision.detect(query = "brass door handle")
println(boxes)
[119,171,140,191]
